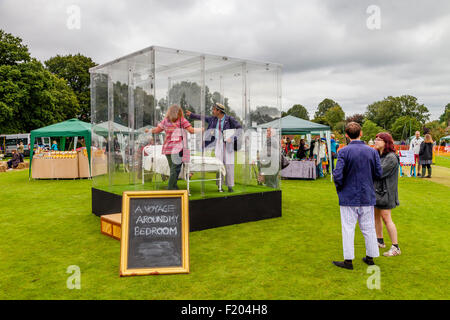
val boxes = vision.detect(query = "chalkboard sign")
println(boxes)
[120,190,189,276]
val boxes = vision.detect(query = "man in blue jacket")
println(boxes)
[186,102,242,192]
[332,122,382,270]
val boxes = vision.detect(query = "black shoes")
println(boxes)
[333,257,375,269]
[332,260,353,270]
[362,256,375,266]
[228,187,234,192]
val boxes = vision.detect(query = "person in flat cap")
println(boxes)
[186,102,242,192]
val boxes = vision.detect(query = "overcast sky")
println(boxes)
[1,0,449,120]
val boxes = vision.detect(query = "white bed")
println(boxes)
[142,145,226,194]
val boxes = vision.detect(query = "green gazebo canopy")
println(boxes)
[258,115,330,135]
[29,118,93,177]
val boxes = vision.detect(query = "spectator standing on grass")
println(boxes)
[373,132,401,257]
[330,134,337,172]
[18,141,24,155]
[419,134,434,178]
[410,131,424,176]
[332,122,382,270]
[319,138,328,175]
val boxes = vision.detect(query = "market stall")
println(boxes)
[258,115,332,180]
[29,118,107,179]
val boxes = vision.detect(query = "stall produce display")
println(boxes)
[31,148,107,179]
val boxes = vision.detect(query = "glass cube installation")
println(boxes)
[90,46,282,199]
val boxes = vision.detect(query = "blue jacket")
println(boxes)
[333,140,382,206]
[330,139,337,154]
[189,113,242,149]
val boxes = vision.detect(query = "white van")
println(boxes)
[0,134,50,156]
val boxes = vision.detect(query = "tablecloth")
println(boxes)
[281,160,316,179]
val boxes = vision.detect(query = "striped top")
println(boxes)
[157,117,191,154]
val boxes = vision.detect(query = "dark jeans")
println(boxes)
[166,154,183,190]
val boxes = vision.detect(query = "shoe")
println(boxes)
[378,242,386,248]
[228,187,234,192]
[363,257,375,265]
[383,245,401,257]
[332,261,353,270]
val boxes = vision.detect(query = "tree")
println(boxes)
[168,81,241,122]
[314,98,340,119]
[282,104,309,120]
[397,95,430,123]
[366,95,430,129]
[439,103,450,126]
[250,106,280,125]
[333,121,347,134]
[45,54,97,122]
[311,116,328,125]
[0,59,79,133]
[325,105,345,130]
[424,120,446,142]
[366,99,403,130]
[361,120,383,143]
[0,29,31,65]
[390,116,421,141]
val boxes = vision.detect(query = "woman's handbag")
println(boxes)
[375,179,389,207]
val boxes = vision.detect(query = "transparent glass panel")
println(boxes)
[90,47,282,199]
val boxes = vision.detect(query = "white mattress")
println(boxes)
[143,145,225,178]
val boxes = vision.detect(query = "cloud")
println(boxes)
[0,0,448,120]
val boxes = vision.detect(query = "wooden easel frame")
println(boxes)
[119,190,190,276]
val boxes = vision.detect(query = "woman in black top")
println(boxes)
[419,134,434,178]
[296,139,308,160]
[374,132,401,257]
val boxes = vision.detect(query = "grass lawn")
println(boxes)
[0,169,449,299]
[435,155,450,169]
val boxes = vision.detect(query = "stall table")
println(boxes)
[281,160,317,179]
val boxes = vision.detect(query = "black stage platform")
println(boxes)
[92,188,282,232]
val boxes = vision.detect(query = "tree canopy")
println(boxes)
[361,120,383,143]
[45,54,97,122]
[282,104,309,120]
[0,30,30,65]
[439,103,450,126]
[366,95,430,130]
[0,30,79,133]
[324,105,345,131]
[314,98,340,119]
[0,59,79,133]
[390,116,421,141]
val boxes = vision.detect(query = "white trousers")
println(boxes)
[340,206,379,260]
[215,136,235,187]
